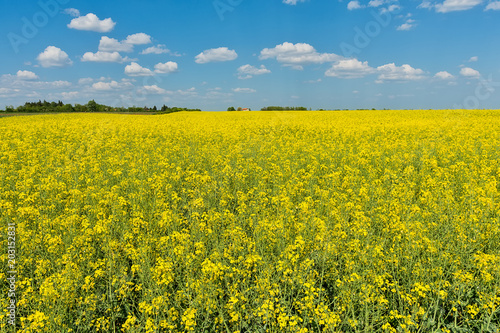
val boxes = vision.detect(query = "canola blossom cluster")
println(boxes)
[0,110,499,332]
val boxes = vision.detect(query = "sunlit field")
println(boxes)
[1,110,499,332]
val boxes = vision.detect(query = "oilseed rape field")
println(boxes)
[1,110,499,333]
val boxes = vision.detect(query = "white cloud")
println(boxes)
[0,73,71,89]
[16,70,39,80]
[78,78,94,85]
[49,81,72,88]
[468,56,478,62]
[418,1,434,9]
[282,0,307,4]
[237,64,271,79]
[195,47,238,64]
[382,4,401,12]
[0,73,73,100]
[124,62,154,76]
[0,88,20,97]
[125,33,152,45]
[485,1,500,9]
[67,13,116,32]
[325,59,375,78]
[92,81,118,91]
[369,0,385,7]
[37,46,73,68]
[154,62,178,74]
[304,78,322,83]
[434,0,484,13]
[434,71,455,79]
[81,51,131,63]
[98,34,151,54]
[64,8,80,17]
[175,87,197,96]
[90,79,133,91]
[259,42,341,69]
[141,44,170,55]
[347,1,365,10]
[397,19,417,31]
[460,67,481,78]
[376,63,426,81]
[61,91,79,99]
[98,36,134,53]
[232,88,257,93]
[204,90,233,100]
[139,85,168,94]
[154,87,198,100]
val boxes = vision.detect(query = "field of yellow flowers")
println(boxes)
[1,110,499,332]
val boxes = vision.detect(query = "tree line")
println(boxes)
[260,106,309,111]
[1,100,201,114]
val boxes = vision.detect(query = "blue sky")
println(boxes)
[1,0,500,110]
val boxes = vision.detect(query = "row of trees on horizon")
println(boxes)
[0,100,201,114]
[1,101,390,113]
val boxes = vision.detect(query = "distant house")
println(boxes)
[242,108,250,111]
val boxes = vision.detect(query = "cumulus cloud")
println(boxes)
[434,71,455,79]
[382,4,401,12]
[154,61,178,74]
[64,8,80,17]
[0,73,71,89]
[325,59,375,79]
[259,42,341,70]
[37,46,73,68]
[282,0,307,4]
[98,36,134,52]
[91,79,133,91]
[232,88,257,93]
[124,62,153,76]
[139,85,169,94]
[78,78,94,85]
[347,1,365,9]
[460,67,481,78]
[81,51,131,63]
[397,19,417,31]
[324,59,427,82]
[175,87,197,96]
[237,64,271,79]
[304,78,322,84]
[434,0,483,13]
[141,45,170,55]
[376,63,426,81]
[98,34,151,54]
[16,70,39,80]
[125,33,152,45]
[485,1,500,9]
[92,81,119,91]
[418,1,434,9]
[195,47,238,64]
[368,0,385,7]
[67,13,116,32]
[468,56,478,62]
[61,91,79,99]
[0,88,21,97]
[348,0,399,11]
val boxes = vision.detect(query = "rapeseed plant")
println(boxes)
[0,110,499,332]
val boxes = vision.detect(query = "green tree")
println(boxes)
[61,104,74,113]
[74,104,88,113]
[87,100,98,112]
[227,107,236,111]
